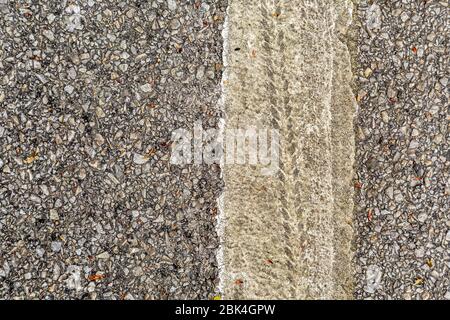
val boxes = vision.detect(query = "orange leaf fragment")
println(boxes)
[23,151,39,164]
[145,147,157,158]
[367,209,373,222]
[88,274,106,282]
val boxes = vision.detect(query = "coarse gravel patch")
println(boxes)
[354,0,449,300]
[0,0,227,299]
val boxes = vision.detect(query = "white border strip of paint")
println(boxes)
[215,3,230,298]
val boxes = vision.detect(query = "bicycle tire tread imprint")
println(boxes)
[221,0,356,299]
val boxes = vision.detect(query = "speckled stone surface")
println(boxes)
[0,0,226,299]
[1,0,448,301]
[354,0,449,300]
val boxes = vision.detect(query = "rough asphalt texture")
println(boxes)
[0,0,226,299]
[354,0,449,299]
[1,0,448,301]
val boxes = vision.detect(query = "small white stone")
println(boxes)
[65,265,82,291]
[87,282,96,292]
[47,14,55,24]
[196,66,205,79]
[417,213,428,223]
[96,107,106,118]
[80,53,90,60]
[135,53,147,62]
[125,293,135,300]
[51,241,62,252]
[68,67,77,79]
[400,12,409,22]
[444,291,450,300]
[64,85,74,95]
[94,133,105,146]
[381,111,389,123]
[97,251,110,260]
[385,187,394,199]
[394,192,403,203]
[65,4,80,14]
[415,247,425,258]
[429,105,440,115]
[133,266,143,276]
[365,265,383,294]
[43,29,54,41]
[140,83,152,93]
[366,4,382,30]
[167,0,177,11]
[36,247,45,258]
[49,209,59,220]
[409,140,420,149]
[133,153,149,165]
[119,64,128,72]
[132,210,140,218]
